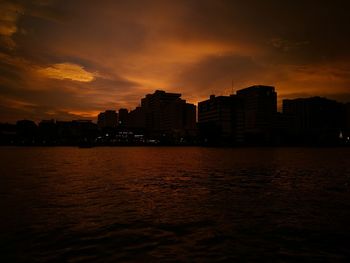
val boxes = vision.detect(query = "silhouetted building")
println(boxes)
[283,97,345,145]
[38,119,57,145]
[72,120,98,138]
[198,95,238,143]
[97,110,118,129]
[128,106,146,130]
[56,120,98,145]
[184,103,196,135]
[16,120,38,145]
[271,112,292,145]
[198,85,277,145]
[346,103,350,143]
[140,90,196,140]
[5,87,349,147]
[236,85,277,144]
[118,108,129,127]
[0,123,16,145]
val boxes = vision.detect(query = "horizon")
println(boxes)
[1,1,350,122]
[1,86,349,124]
[1,2,350,259]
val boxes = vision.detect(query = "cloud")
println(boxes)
[269,38,309,52]
[37,62,97,82]
[1,0,350,122]
[0,1,23,49]
[0,2,22,36]
[173,54,267,102]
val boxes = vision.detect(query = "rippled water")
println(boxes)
[1,147,350,262]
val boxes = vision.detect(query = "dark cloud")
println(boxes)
[0,0,350,122]
[174,54,266,99]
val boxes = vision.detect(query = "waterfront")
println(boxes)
[1,147,350,262]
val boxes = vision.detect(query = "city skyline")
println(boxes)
[1,1,350,122]
[2,87,349,147]
[1,87,349,124]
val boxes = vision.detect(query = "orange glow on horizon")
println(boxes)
[0,1,349,122]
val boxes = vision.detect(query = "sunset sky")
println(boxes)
[0,0,350,122]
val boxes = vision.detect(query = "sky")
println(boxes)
[0,0,350,122]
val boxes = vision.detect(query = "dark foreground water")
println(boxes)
[1,147,350,262]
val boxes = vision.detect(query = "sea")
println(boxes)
[0,147,350,262]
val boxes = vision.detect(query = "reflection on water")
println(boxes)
[0,147,350,262]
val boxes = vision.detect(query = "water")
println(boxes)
[0,147,350,262]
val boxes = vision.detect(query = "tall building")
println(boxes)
[346,103,350,141]
[140,90,196,138]
[282,97,345,144]
[184,103,196,134]
[97,110,118,129]
[197,85,277,145]
[16,120,38,145]
[236,85,277,144]
[56,120,98,145]
[38,119,57,144]
[128,107,146,130]
[198,95,238,143]
[118,108,129,127]
[0,123,16,145]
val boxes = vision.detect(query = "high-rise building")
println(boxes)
[97,110,118,129]
[38,119,57,144]
[140,90,196,138]
[184,103,196,133]
[197,85,277,145]
[236,85,277,144]
[346,103,350,140]
[16,120,38,145]
[128,107,146,130]
[282,97,345,144]
[118,108,129,127]
[0,123,16,145]
[198,95,238,143]
[56,120,98,144]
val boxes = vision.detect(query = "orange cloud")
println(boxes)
[65,110,100,118]
[0,96,37,110]
[0,1,23,49]
[1,1,350,122]
[37,63,97,82]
